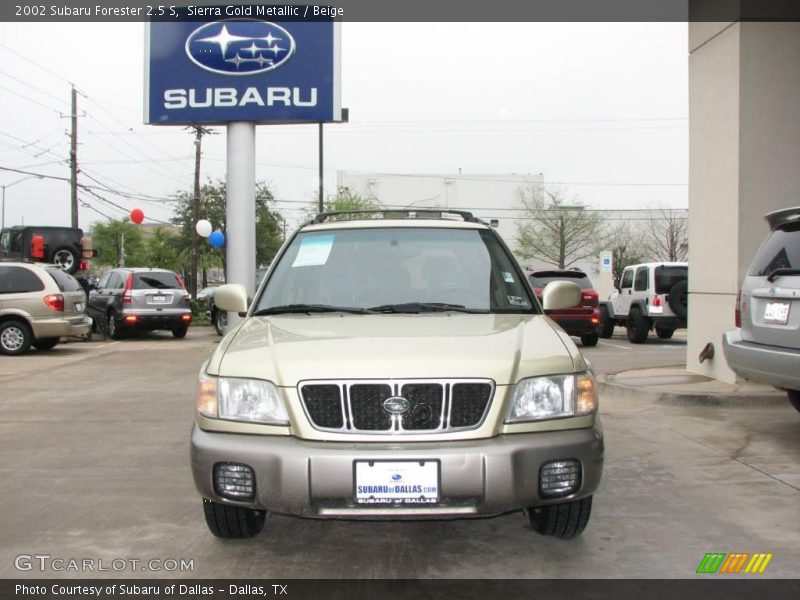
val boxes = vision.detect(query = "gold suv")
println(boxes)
[0,261,91,354]
[191,211,604,538]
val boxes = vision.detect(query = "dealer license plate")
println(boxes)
[151,295,169,304]
[75,303,83,312]
[764,301,790,324]
[355,460,440,505]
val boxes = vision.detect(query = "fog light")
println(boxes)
[213,463,255,500]
[539,459,581,498]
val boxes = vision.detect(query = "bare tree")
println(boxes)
[641,208,688,262]
[515,186,607,269]
[606,221,647,281]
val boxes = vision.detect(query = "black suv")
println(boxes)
[87,268,192,339]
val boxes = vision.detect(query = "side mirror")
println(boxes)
[542,280,581,311]
[215,284,249,314]
[613,277,621,291]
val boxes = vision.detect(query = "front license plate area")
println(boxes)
[354,460,440,505]
[764,301,790,324]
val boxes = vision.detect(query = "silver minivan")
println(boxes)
[723,206,800,412]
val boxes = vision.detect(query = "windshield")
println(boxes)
[256,227,536,314]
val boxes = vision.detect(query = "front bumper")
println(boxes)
[30,315,91,339]
[191,422,604,518]
[723,329,800,391]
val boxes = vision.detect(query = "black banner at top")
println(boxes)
[3,0,800,22]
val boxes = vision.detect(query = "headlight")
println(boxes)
[507,373,597,423]
[196,372,288,425]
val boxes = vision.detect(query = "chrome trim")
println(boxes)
[297,378,495,435]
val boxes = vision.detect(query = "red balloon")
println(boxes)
[130,208,144,224]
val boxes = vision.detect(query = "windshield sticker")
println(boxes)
[502,271,515,283]
[507,295,529,307]
[292,234,334,267]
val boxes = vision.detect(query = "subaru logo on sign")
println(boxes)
[391,474,402,481]
[185,20,296,76]
[383,397,411,415]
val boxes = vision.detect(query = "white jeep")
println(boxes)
[598,262,688,343]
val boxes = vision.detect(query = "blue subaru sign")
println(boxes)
[145,18,340,124]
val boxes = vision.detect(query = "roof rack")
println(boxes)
[310,209,481,225]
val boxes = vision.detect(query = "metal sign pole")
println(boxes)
[225,122,256,331]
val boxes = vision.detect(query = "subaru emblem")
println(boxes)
[185,20,296,76]
[391,474,402,481]
[383,396,411,415]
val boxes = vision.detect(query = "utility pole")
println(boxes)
[190,125,213,300]
[318,122,324,213]
[70,85,78,228]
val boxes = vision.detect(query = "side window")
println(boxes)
[108,273,124,290]
[634,266,649,292]
[97,273,111,289]
[620,269,634,289]
[0,266,45,294]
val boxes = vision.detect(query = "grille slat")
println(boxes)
[299,379,494,434]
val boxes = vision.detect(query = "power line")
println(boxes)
[0,85,63,115]
[0,43,77,88]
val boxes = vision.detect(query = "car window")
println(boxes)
[529,272,593,290]
[46,268,84,292]
[747,221,800,276]
[0,266,45,294]
[620,269,634,289]
[257,227,536,313]
[133,272,180,290]
[634,266,649,291]
[654,266,687,294]
[97,273,111,289]
[106,273,123,289]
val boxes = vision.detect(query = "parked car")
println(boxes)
[86,268,192,339]
[528,269,601,346]
[0,261,91,355]
[197,286,218,303]
[723,206,800,413]
[208,267,270,336]
[599,262,688,343]
[193,210,603,539]
[0,226,95,275]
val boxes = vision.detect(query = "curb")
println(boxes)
[597,379,788,408]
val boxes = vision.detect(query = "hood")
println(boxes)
[209,313,583,387]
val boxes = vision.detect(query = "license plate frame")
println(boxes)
[764,301,790,325]
[354,460,440,505]
[150,294,169,305]
[75,302,83,312]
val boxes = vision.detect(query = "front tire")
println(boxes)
[580,332,599,347]
[788,390,800,413]
[202,498,266,539]
[33,337,60,351]
[626,308,650,344]
[0,319,33,355]
[656,326,675,340]
[529,496,593,539]
[213,309,227,336]
[598,306,614,338]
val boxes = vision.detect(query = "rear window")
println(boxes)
[529,272,593,290]
[46,268,83,292]
[0,266,45,294]
[747,222,800,276]
[133,272,181,290]
[654,266,688,294]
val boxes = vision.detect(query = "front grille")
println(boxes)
[299,379,494,434]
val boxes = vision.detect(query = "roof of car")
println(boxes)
[765,206,800,230]
[301,219,491,233]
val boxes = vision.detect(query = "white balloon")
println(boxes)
[195,219,212,237]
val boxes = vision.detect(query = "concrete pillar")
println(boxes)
[688,21,800,382]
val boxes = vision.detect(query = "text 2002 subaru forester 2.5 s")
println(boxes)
[191,210,604,539]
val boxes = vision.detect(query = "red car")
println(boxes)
[528,269,601,346]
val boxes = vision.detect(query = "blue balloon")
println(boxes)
[209,230,225,249]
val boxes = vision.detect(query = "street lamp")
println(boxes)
[1,175,44,230]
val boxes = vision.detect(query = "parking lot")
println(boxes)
[1,326,799,579]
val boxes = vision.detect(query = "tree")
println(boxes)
[305,186,378,220]
[641,208,688,262]
[515,186,608,269]
[170,179,284,281]
[142,227,183,272]
[606,222,647,281]
[90,218,145,267]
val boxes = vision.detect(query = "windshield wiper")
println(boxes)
[368,302,487,314]
[766,268,800,282]
[252,304,372,316]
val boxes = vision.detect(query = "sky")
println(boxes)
[0,22,688,233]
